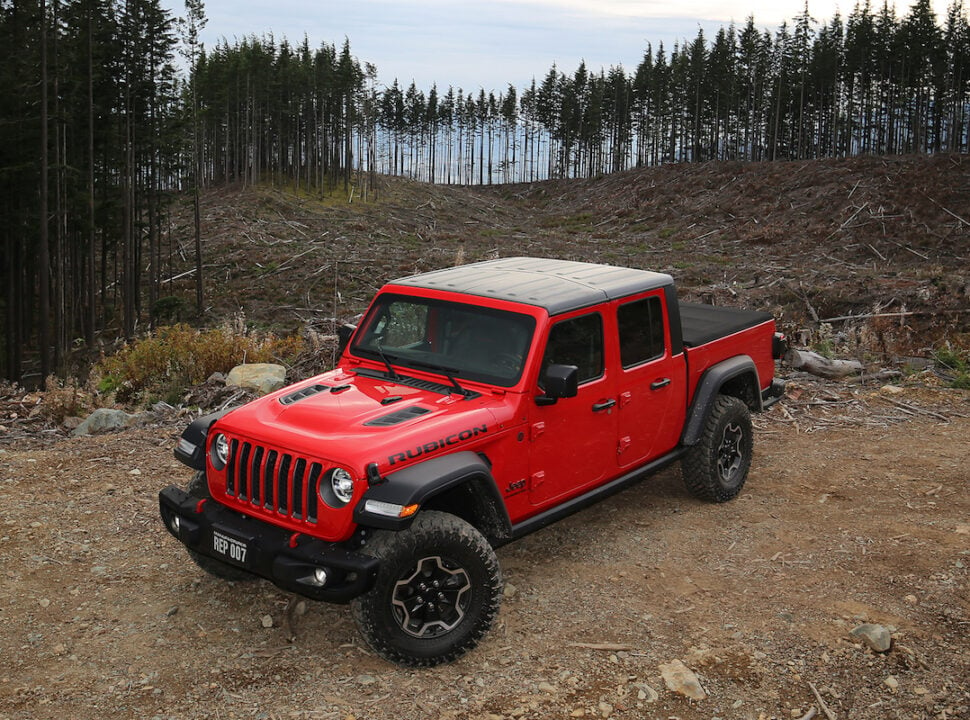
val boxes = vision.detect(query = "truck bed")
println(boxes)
[679,302,774,348]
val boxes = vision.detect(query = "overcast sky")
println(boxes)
[164,0,954,93]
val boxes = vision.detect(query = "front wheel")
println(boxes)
[351,511,502,666]
[682,395,753,503]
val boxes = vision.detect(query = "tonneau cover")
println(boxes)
[679,302,773,348]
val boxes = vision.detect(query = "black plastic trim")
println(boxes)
[364,406,431,427]
[680,355,761,446]
[665,284,685,356]
[173,409,233,470]
[279,384,328,405]
[772,332,789,359]
[762,379,786,409]
[354,367,481,399]
[159,486,379,603]
[510,447,685,540]
[353,451,510,534]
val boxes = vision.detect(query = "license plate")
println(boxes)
[211,528,250,567]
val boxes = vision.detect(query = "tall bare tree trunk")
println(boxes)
[39,0,51,378]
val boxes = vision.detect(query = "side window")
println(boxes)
[618,296,665,368]
[543,313,604,384]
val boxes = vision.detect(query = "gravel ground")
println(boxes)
[1,383,968,720]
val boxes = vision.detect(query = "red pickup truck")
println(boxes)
[160,257,785,666]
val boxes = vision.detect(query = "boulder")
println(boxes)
[71,408,141,436]
[226,363,287,395]
[659,659,707,700]
[851,623,892,652]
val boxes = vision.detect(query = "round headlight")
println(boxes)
[210,433,230,470]
[331,468,355,505]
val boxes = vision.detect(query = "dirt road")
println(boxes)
[1,384,968,720]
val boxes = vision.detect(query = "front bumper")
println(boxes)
[159,486,379,603]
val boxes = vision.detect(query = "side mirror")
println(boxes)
[336,323,357,358]
[536,364,578,406]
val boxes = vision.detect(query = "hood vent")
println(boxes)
[279,384,328,405]
[364,406,431,427]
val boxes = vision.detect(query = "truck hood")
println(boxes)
[213,368,514,470]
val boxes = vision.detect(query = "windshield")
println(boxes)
[351,293,536,387]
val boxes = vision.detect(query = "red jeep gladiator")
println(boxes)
[160,257,785,666]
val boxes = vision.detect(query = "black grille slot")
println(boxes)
[226,439,239,495]
[277,455,291,513]
[365,406,431,427]
[292,458,307,519]
[263,450,278,510]
[224,441,321,525]
[307,463,321,522]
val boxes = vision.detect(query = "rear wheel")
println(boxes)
[352,511,502,666]
[682,395,753,502]
[185,472,258,582]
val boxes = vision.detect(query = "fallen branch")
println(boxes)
[880,397,950,423]
[921,191,970,227]
[785,349,863,379]
[567,642,634,652]
[808,681,837,720]
[843,370,901,385]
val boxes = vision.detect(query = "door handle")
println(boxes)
[650,378,671,391]
[592,399,616,412]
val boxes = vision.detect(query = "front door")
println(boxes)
[529,311,617,507]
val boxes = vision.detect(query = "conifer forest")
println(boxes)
[2,0,969,383]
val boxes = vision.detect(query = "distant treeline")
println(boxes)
[2,0,968,382]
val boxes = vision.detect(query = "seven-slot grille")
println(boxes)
[224,439,323,524]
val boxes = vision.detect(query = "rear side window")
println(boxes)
[543,313,604,384]
[618,296,665,368]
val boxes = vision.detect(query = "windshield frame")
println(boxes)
[349,292,538,389]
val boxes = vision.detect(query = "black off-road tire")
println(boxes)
[351,511,502,667]
[682,395,753,503]
[185,472,258,583]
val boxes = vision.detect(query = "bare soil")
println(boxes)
[2,155,970,719]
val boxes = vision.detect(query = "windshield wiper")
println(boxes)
[405,359,472,397]
[355,347,472,397]
[357,341,400,379]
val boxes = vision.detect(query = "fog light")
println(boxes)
[169,514,181,534]
[313,568,328,586]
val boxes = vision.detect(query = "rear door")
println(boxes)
[528,310,617,506]
[614,291,685,467]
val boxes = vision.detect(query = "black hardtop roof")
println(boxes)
[389,257,673,315]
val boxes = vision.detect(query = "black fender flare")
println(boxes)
[681,355,761,447]
[353,451,511,540]
[173,409,233,470]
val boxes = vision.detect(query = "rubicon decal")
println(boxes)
[387,424,488,466]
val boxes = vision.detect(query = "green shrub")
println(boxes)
[95,324,305,403]
[933,346,970,389]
